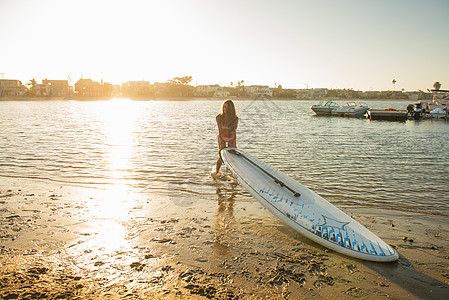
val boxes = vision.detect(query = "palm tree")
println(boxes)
[236,80,246,97]
[392,79,397,91]
[27,78,37,96]
[433,81,441,91]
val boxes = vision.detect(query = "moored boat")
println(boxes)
[429,89,449,111]
[310,101,339,115]
[429,108,448,119]
[331,102,369,117]
[406,103,427,120]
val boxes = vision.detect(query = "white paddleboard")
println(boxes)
[221,148,399,262]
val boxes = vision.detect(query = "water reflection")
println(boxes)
[1,100,448,221]
[103,98,139,182]
[92,185,133,221]
[78,185,135,253]
[72,99,143,256]
[87,219,129,253]
[213,183,237,255]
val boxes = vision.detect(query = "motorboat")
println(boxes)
[429,108,448,119]
[407,103,427,120]
[331,102,369,117]
[429,89,449,111]
[310,101,339,115]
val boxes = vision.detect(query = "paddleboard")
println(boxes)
[220,147,399,262]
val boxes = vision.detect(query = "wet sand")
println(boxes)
[1,177,448,299]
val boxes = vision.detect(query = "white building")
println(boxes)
[35,84,50,96]
[194,85,221,97]
[0,79,27,96]
[405,91,420,101]
[112,85,121,96]
[310,88,328,99]
[245,85,272,98]
[121,81,154,96]
[154,82,171,97]
[296,89,311,99]
[213,89,230,98]
[42,79,71,96]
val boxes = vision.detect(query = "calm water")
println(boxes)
[1,99,448,216]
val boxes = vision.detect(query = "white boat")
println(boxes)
[429,89,449,111]
[311,101,339,115]
[429,108,448,119]
[331,102,369,117]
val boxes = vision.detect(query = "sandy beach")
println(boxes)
[2,0,448,297]
[1,176,448,299]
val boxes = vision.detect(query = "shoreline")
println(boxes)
[0,96,415,102]
[1,176,448,299]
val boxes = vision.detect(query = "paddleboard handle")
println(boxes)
[228,149,301,197]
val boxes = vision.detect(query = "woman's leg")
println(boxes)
[215,156,223,173]
[215,137,226,173]
[228,138,236,148]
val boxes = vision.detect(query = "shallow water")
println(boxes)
[1,99,448,216]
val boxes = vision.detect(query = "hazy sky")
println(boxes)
[1,0,448,91]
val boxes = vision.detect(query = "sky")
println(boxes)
[0,0,448,91]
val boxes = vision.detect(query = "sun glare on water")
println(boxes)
[103,98,139,182]
[78,99,145,254]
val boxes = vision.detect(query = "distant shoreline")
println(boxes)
[0,96,414,102]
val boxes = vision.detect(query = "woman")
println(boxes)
[213,99,238,174]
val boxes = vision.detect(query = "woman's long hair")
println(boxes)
[220,99,237,130]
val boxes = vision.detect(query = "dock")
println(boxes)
[367,109,408,121]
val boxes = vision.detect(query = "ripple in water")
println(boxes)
[0,99,448,216]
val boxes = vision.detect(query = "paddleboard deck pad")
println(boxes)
[221,148,399,262]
